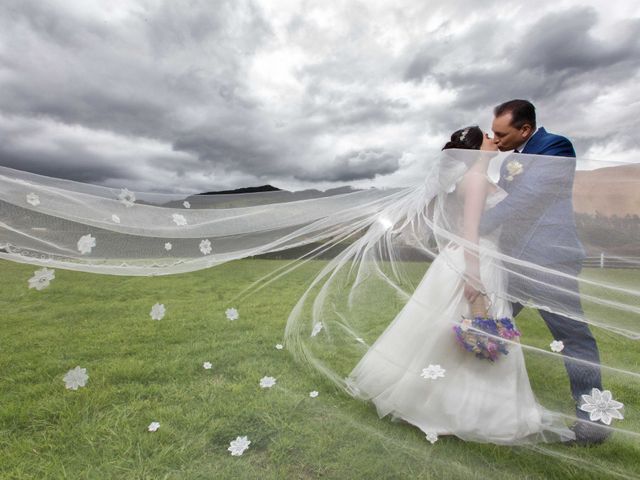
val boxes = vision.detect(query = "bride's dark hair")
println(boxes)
[442,125,483,150]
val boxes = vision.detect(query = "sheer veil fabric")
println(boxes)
[1,150,639,472]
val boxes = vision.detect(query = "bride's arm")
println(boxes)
[458,157,491,302]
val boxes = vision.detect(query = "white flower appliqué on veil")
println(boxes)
[26,192,40,206]
[578,388,624,425]
[225,307,239,321]
[259,376,277,388]
[77,234,96,254]
[550,340,565,352]
[150,303,166,320]
[28,267,55,290]
[118,188,136,207]
[228,436,251,456]
[183,201,191,209]
[63,366,89,390]
[148,422,161,432]
[199,239,212,255]
[421,364,446,380]
[111,214,121,224]
[172,213,187,226]
[425,432,439,444]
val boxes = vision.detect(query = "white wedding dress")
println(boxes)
[345,187,575,445]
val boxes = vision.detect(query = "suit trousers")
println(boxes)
[509,261,602,415]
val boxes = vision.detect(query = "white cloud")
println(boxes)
[0,0,638,192]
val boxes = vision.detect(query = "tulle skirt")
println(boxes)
[345,240,575,445]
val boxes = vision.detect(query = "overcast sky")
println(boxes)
[0,0,639,193]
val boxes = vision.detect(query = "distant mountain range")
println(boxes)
[198,185,282,195]
[160,184,359,208]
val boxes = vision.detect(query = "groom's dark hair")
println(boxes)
[494,99,536,130]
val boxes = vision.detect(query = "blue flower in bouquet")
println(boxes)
[453,316,521,362]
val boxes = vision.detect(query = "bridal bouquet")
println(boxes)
[453,316,521,362]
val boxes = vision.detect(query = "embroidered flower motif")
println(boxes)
[505,160,524,182]
[421,364,446,380]
[550,340,565,352]
[111,214,121,224]
[275,344,284,350]
[172,213,187,226]
[183,201,191,209]
[26,192,41,206]
[425,432,438,444]
[148,421,161,432]
[28,267,55,290]
[578,388,624,425]
[199,239,212,255]
[77,234,96,254]
[311,322,323,337]
[118,188,136,207]
[259,376,276,388]
[203,361,213,370]
[150,303,166,320]
[164,242,173,251]
[63,366,89,390]
[309,390,319,398]
[228,436,251,456]
[225,307,239,321]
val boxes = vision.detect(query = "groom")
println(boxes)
[476,99,606,445]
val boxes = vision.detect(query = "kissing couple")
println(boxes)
[346,99,614,446]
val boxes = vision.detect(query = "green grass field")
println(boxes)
[1,258,638,479]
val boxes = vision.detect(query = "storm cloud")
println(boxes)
[0,0,638,192]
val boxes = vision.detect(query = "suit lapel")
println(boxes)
[521,127,546,155]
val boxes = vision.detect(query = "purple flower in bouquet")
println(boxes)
[453,316,520,362]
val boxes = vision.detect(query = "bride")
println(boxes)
[344,126,575,445]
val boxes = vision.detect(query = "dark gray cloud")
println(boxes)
[519,9,640,74]
[404,8,640,108]
[0,0,638,192]
[0,147,131,183]
[297,149,401,182]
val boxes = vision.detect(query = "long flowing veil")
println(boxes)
[1,149,639,476]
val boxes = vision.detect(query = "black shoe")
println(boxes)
[566,420,612,446]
